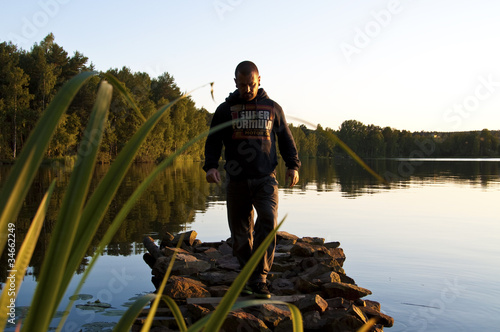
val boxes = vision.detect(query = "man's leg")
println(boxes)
[249,174,279,284]
[226,180,254,269]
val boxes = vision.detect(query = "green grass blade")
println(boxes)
[87,119,233,262]
[200,217,287,332]
[159,296,188,332]
[57,120,233,330]
[58,81,215,304]
[357,318,378,332]
[0,180,56,331]
[141,234,185,332]
[108,235,185,332]
[21,81,112,332]
[231,300,303,332]
[112,294,156,332]
[287,115,386,185]
[187,299,303,332]
[0,71,97,253]
[103,72,145,123]
[331,135,387,185]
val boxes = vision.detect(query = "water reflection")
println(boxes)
[0,158,498,281]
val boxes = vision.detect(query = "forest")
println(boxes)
[1,34,499,164]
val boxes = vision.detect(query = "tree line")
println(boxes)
[291,120,500,159]
[1,34,498,163]
[0,34,209,163]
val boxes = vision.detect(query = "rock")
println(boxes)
[324,241,341,249]
[327,247,346,266]
[360,305,395,327]
[152,254,212,279]
[296,294,328,313]
[187,303,211,321]
[218,242,233,256]
[173,230,197,247]
[216,254,240,271]
[347,304,368,324]
[162,247,189,257]
[276,231,299,245]
[143,236,162,259]
[199,271,240,286]
[294,276,321,293]
[326,313,366,332]
[271,278,296,295]
[220,311,271,332]
[311,271,341,284]
[143,253,155,269]
[322,281,372,300]
[298,236,325,245]
[290,241,319,256]
[257,304,291,328]
[302,310,325,330]
[159,232,175,249]
[365,299,381,311]
[276,244,294,253]
[271,261,297,273]
[327,297,352,309]
[208,285,229,297]
[164,276,210,299]
[273,252,290,262]
[203,247,222,260]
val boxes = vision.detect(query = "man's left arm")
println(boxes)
[273,103,301,187]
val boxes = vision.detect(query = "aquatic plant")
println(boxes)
[0,71,381,331]
[0,72,304,331]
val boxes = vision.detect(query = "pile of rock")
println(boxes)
[138,230,394,332]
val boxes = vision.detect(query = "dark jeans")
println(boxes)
[226,174,279,284]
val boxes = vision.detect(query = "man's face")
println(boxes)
[235,71,260,101]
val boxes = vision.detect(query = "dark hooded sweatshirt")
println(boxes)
[203,88,301,181]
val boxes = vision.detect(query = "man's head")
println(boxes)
[234,61,260,101]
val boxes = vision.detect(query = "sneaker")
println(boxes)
[250,282,271,299]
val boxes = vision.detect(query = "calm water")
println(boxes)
[1,158,499,331]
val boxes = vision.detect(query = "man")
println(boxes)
[203,61,301,298]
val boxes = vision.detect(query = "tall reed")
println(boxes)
[0,71,381,332]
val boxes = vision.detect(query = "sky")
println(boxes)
[1,0,500,132]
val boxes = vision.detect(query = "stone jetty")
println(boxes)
[137,230,394,332]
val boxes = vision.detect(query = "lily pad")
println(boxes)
[76,300,112,311]
[81,321,115,332]
[101,309,127,317]
[69,293,93,301]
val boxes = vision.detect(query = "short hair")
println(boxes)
[235,61,259,78]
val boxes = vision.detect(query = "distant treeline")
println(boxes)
[0,34,209,163]
[1,34,498,163]
[292,120,500,159]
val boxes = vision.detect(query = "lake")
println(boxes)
[1,157,499,331]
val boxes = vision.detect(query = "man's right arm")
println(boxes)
[203,106,224,175]
[205,168,221,184]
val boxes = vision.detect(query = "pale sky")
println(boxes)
[1,0,499,132]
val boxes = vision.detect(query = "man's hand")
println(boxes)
[285,169,299,188]
[206,168,221,184]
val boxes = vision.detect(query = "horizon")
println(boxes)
[1,1,500,133]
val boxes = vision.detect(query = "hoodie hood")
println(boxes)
[225,88,269,105]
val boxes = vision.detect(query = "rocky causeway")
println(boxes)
[138,230,394,331]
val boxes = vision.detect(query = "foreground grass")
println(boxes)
[0,71,382,332]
